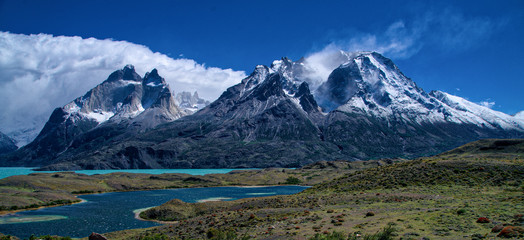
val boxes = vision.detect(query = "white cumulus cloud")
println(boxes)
[0,32,246,146]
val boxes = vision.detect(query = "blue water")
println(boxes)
[0,186,307,239]
[0,167,257,179]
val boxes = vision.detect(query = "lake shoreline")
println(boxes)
[2,184,303,218]
[0,184,307,216]
[0,198,86,216]
[1,164,351,217]
[132,185,309,225]
[0,167,260,180]
[0,185,309,239]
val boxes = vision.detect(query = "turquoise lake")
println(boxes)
[0,167,257,179]
[0,185,308,239]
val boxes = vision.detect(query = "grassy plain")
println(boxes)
[2,139,524,239]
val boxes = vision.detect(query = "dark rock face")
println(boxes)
[296,82,319,114]
[106,64,141,82]
[0,131,18,155]
[316,61,361,111]
[320,111,515,160]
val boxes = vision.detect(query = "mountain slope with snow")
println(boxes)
[2,52,523,169]
[315,52,524,130]
[316,52,524,159]
[516,111,524,120]
[32,60,340,170]
[429,91,524,130]
[0,131,18,155]
[0,65,185,167]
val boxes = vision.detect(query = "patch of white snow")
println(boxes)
[83,110,115,123]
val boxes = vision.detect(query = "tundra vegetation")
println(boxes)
[1,139,523,239]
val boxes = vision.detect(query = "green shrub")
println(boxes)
[206,228,241,240]
[309,231,346,240]
[139,233,169,240]
[71,190,95,194]
[285,176,302,185]
[456,208,467,215]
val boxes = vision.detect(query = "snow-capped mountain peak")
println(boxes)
[315,52,431,115]
[106,64,142,83]
[64,65,147,122]
[202,57,323,124]
[57,66,182,124]
[143,69,165,87]
[236,52,523,134]
[311,52,524,132]
[246,57,309,98]
[5,53,523,170]
[175,91,211,114]
[11,65,186,166]
[240,65,271,96]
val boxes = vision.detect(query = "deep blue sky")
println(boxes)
[0,0,523,114]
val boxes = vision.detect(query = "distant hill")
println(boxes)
[310,139,524,192]
[434,138,524,159]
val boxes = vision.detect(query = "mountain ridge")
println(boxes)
[2,52,523,169]
[0,65,185,167]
